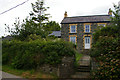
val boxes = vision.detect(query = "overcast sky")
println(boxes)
[0,0,120,37]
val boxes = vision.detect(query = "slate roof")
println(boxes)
[61,15,111,24]
[48,31,61,37]
[2,36,13,40]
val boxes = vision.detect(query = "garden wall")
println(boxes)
[38,56,75,78]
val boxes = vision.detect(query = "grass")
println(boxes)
[75,53,83,62]
[2,65,57,79]
[75,53,83,67]
[2,53,82,79]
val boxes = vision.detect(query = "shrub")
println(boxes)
[90,37,120,79]
[90,36,118,61]
[93,26,118,43]
[2,39,76,69]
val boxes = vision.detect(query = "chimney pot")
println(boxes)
[64,11,68,18]
[108,8,112,16]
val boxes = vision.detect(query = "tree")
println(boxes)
[90,4,120,79]
[111,4,120,37]
[5,0,50,40]
[43,21,61,31]
[30,0,50,24]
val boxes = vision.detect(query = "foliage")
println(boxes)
[43,21,61,31]
[5,0,57,41]
[111,4,120,37]
[6,18,47,41]
[75,53,82,63]
[2,39,76,69]
[2,65,55,78]
[90,36,119,61]
[90,4,120,79]
[93,26,118,43]
[30,0,50,23]
[111,4,120,27]
[91,38,120,79]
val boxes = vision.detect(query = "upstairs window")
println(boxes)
[98,24,105,27]
[85,25,90,33]
[98,23,106,29]
[70,25,77,33]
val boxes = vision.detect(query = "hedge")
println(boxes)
[2,40,76,69]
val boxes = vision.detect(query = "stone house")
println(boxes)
[61,9,112,54]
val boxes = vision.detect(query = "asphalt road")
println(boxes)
[0,71,28,80]
[2,71,21,78]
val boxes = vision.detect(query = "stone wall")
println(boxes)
[61,24,69,41]
[39,64,58,75]
[91,58,99,70]
[58,56,75,78]
[38,56,75,78]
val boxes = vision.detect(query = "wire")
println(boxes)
[0,0,29,15]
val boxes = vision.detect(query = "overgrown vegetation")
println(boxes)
[2,65,56,78]
[90,4,120,79]
[2,39,76,70]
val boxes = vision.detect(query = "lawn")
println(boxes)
[2,65,57,79]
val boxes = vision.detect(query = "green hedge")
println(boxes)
[90,27,120,79]
[2,40,76,69]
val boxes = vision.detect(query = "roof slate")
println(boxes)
[48,31,61,37]
[61,15,111,24]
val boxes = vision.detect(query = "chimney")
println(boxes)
[64,11,68,18]
[108,8,112,16]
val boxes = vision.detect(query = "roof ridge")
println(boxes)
[66,15,110,18]
[61,14,111,24]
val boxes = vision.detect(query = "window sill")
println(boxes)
[69,32,77,34]
[84,32,91,33]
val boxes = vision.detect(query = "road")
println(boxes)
[0,71,28,80]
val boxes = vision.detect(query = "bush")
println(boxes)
[2,39,76,69]
[90,28,120,79]
[93,26,118,43]
[90,36,118,61]
[90,4,120,79]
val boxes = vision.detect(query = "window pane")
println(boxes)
[99,24,105,27]
[71,25,76,33]
[85,25,90,32]
[85,37,90,44]
[85,38,87,43]
[70,36,76,44]
[88,38,90,43]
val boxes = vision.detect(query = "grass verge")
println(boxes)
[2,65,57,79]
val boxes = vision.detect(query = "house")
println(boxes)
[61,9,112,54]
[2,36,13,41]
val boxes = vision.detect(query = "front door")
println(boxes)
[85,36,90,49]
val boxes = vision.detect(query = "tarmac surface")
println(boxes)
[1,71,27,80]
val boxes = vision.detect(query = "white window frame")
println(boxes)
[70,36,76,44]
[85,36,90,49]
[98,24,105,27]
[85,25,90,33]
[70,25,77,33]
